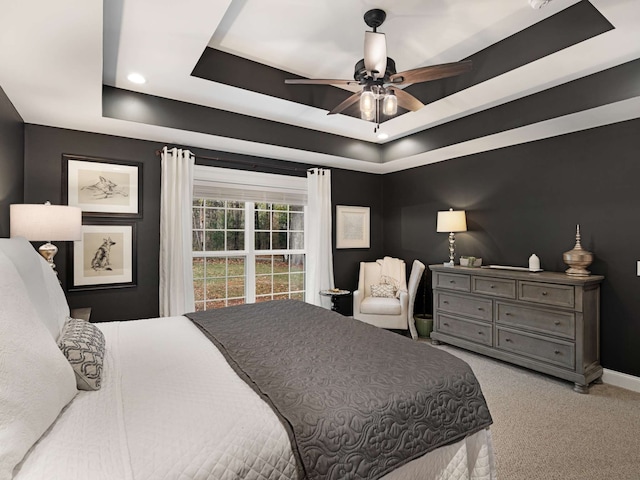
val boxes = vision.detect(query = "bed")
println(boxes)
[0,237,496,480]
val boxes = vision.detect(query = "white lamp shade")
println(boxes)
[10,203,82,241]
[364,31,387,79]
[436,209,467,233]
[382,91,397,116]
[360,89,375,114]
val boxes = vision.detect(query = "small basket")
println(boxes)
[460,256,482,267]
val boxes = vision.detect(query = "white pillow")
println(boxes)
[0,249,77,480]
[0,237,69,340]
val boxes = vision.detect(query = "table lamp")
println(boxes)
[10,201,82,274]
[436,208,467,266]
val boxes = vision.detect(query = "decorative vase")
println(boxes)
[414,314,433,338]
[562,225,593,277]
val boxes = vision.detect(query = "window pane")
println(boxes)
[289,212,303,231]
[227,277,245,298]
[227,257,245,276]
[255,232,270,250]
[193,198,204,207]
[226,231,244,251]
[192,258,205,279]
[272,211,288,230]
[227,209,245,229]
[256,255,272,274]
[290,273,304,291]
[205,209,225,229]
[274,294,289,300]
[290,205,303,212]
[272,232,287,250]
[227,298,245,307]
[228,201,243,209]
[273,274,289,294]
[256,295,272,303]
[205,231,225,251]
[290,292,304,301]
[206,278,226,300]
[255,202,269,210]
[255,210,270,230]
[195,301,205,311]
[192,230,204,251]
[289,232,304,250]
[206,300,226,309]
[273,255,288,273]
[256,275,273,295]
[205,257,225,277]
[290,255,304,272]
[192,207,204,229]
[193,279,205,301]
[205,200,224,208]
[273,204,288,211]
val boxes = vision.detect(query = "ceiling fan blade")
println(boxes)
[389,60,472,86]
[364,31,387,79]
[391,88,424,112]
[327,91,362,115]
[285,78,358,85]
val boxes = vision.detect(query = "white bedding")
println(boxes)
[14,316,495,480]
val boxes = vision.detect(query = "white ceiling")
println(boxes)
[1,0,639,173]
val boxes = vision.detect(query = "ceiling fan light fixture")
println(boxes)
[361,109,375,121]
[360,88,375,114]
[364,31,387,79]
[382,90,397,116]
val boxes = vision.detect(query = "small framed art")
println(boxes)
[63,154,142,218]
[336,205,370,249]
[69,221,137,290]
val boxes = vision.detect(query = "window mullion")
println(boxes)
[245,201,256,303]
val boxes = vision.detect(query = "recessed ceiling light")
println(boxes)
[377,132,389,140]
[127,73,146,84]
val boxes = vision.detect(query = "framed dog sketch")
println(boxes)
[69,221,137,290]
[336,205,370,249]
[63,154,142,218]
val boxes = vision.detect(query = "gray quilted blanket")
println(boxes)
[186,300,492,480]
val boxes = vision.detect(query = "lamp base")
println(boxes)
[443,261,455,267]
[38,242,59,275]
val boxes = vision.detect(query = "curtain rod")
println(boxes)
[154,148,310,173]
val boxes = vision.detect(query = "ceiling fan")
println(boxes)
[285,9,472,125]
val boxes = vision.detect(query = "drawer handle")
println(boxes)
[542,291,548,296]
[554,320,561,326]
[505,338,512,343]
[505,312,513,316]
[478,331,484,335]
[449,280,456,284]
[490,284,496,289]
[443,322,450,327]
[478,307,484,311]
[443,300,449,304]
[554,350,561,355]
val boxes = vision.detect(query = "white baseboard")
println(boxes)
[602,368,640,393]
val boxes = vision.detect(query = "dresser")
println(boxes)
[430,265,604,393]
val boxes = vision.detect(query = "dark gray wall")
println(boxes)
[23,125,380,320]
[24,125,162,322]
[0,85,24,236]
[382,118,640,377]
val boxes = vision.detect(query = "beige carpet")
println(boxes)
[425,341,640,480]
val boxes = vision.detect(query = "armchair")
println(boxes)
[353,259,425,339]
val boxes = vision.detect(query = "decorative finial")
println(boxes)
[574,224,582,250]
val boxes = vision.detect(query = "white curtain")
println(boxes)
[159,147,195,316]
[305,168,334,307]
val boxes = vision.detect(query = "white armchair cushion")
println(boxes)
[360,297,402,315]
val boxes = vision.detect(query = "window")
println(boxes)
[193,199,305,311]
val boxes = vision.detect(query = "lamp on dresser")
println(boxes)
[436,208,467,266]
[10,201,82,275]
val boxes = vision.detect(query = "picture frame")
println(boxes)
[69,220,137,290]
[63,154,142,218]
[336,205,370,249]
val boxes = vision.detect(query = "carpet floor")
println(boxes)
[426,341,640,480]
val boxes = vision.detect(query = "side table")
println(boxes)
[319,289,351,314]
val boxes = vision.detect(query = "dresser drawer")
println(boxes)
[497,327,575,369]
[496,302,575,339]
[435,272,470,292]
[519,281,574,308]
[436,313,492,346]
[436,292,492,322]
[471,276,516,299]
